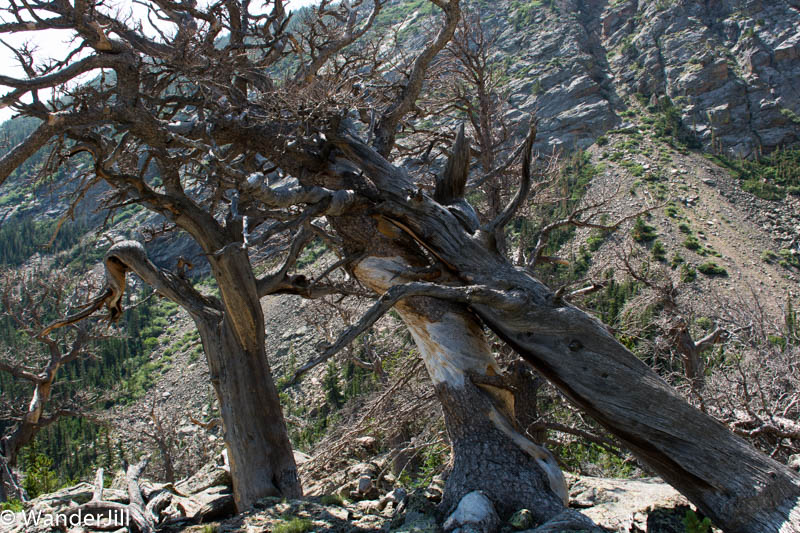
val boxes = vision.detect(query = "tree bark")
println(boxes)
[205,246,302,508]
[0,453,24,502]
[353,255,571,521]
[331,133,800,533]
[195,312,300,509]
[103,242,300,511]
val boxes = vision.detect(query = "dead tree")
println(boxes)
[698,291,800,462]
[0,270,102,501]
[443,11,514,252]
[1,0,800,530]
[63,457,155,533]
[128,401,181,484]
[120,401,220,485]
[616,249,728,393]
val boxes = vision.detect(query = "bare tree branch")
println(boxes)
[484,122,536,236]
[372,0,461,156]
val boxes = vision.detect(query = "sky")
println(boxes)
[0,0,316,124]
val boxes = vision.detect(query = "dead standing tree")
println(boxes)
[443,11,514,253]
[615,248,729,394]
[0,270,103,501]
[1,0,800,531]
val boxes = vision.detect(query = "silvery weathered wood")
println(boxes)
[324,130,800,533]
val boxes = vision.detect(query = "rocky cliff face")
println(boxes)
[490,0,800,156]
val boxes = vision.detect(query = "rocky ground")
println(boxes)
[6,453,707,533]
[564,113,798,321]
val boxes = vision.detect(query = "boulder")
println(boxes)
[351,474,379,501]
[568,475,691,532]
[443,491,499,533]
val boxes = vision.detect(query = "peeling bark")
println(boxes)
[353,255,571,520]
[329,132,800,533]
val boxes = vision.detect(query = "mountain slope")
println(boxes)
[0,0,798,526]
[476,0,800,156]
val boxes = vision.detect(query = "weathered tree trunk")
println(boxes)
[103,242,300,511]
[354,255,579,524]
[435,380,563,519]
[325,133,596,527]
[195,314,300,509]
[331,132,800,532]
[2,379,55,469]
[205,247,302,509]
[0,453,24,502]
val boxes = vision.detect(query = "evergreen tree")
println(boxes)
[323,360,344,409]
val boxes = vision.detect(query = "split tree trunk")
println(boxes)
[330,131,800,532]
[353,254,596,528]
[103,242,300,511]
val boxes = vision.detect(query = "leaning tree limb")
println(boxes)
[372,0,461,157]
[328,127,800,533]
[281,281,481,388]
[0,122,57,188]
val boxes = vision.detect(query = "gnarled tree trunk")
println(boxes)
[353,254,598,529]
[194,309,300,509]
[328,131,800,533]
[205,246,302,508]
[103,242,300,511]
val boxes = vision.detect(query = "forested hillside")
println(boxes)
[0,0,798,531]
